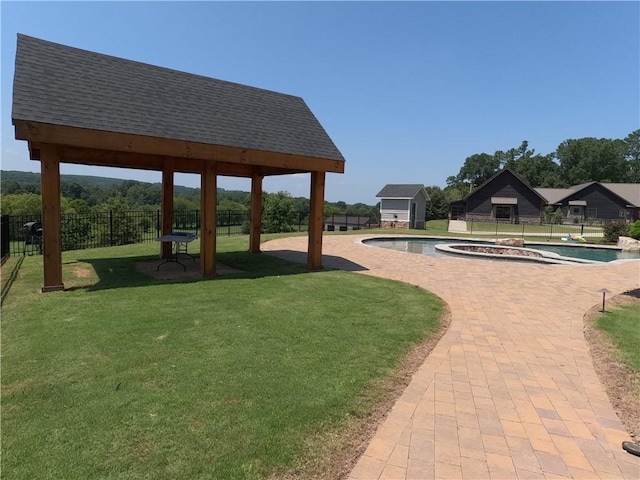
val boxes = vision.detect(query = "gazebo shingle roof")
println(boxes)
[12,34,344,163]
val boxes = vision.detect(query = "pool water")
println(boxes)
[364,238,640,263]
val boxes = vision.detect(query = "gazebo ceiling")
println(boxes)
[12,34,345,176]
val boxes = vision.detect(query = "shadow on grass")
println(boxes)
[1,256,24,305]
[71,250,367,292]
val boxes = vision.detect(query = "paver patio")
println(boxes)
[262,235,640,480]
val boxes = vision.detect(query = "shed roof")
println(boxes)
[12,34,345,167]
[376,184,427,199]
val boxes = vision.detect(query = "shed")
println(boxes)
[11,34,345,292]
[375,184,430,229]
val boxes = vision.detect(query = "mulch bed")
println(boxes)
[135,257,241,280]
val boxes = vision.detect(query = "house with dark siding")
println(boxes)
[450,169,546,224]
[537,183,640,223]
[450,168,640,224]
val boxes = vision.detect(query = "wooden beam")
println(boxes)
[17,121,345,173]
[161,160,175,259]
[250,173,263,253]
[44,145,305,178]
[40,145,64,292]
[200,161,217,277]
[307,171,326,270]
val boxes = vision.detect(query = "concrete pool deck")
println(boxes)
[262,235,640,480]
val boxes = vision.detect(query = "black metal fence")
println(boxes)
[465,218,607,240]
[2,210,317,257]
[1,215,9,264]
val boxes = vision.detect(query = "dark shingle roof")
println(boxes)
[536,183,640,207]
[376,184,427,199]
[12,34,344,162]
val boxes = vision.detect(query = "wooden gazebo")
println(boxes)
[12,35,345,292]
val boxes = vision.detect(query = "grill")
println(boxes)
[23,221,43,255]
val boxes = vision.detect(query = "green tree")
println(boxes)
[452,153,500,188]
[623,129,640,182]
[424,186,448,220]
[345,203,376,216]
[0,193,43,216]
[174,196,200,211]
[495,141,536,167]
[509,154,563,187]
[262,191,298,233]
[98,195,142,246]
[324,204,342,215]
[556,137,628,185]
[443,183,470,202]
[218,199,247,211]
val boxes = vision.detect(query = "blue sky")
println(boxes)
[2,1,638,204]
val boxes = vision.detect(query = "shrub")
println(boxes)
[630,220,640,240]
[603,221,631,243]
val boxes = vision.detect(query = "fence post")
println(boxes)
[156,210,161,238]
[495,220,498,237]
[227,210,231,237]
[581,224,584,235]
[109,210,114,246]
[522,223,525,238]
[550,224,553,240]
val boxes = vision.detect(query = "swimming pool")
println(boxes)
[362,237,640,263]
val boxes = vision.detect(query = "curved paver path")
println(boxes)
[262,235,640,480]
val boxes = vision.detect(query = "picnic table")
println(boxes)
[156,232,198,271]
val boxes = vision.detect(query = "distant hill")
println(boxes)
[1,170,204,195]
[2,170,126,187]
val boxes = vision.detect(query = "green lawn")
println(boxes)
[597,301,640,371]
[1,235,445,480]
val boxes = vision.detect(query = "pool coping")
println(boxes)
[357,235,638,265]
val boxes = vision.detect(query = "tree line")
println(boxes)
[416,130,640,222]
[0,171,379,221]
[445,130,638,193]
[3,129,637,223]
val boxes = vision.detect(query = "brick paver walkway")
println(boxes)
[262,235,640,480]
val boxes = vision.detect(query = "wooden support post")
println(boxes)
[307,171,325,270]
[40,145,64,292]
[250,173,263,253]
[161,160,175,259]
[200,161,217,277]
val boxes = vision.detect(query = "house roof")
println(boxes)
[463,168,547,203]
[535,183,640,207]
[602,184,640,207]
[534,188,573,204]
[12,34,345,163]
[376,184,428,199]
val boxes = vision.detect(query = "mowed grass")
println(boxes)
[597,302,640,371]
[1,235,444,479]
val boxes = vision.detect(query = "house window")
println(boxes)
[619,209,628,218]
[451,204,465,219]
[585,208,597,218]
[572,207,581,215]
[495,206,511,220]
